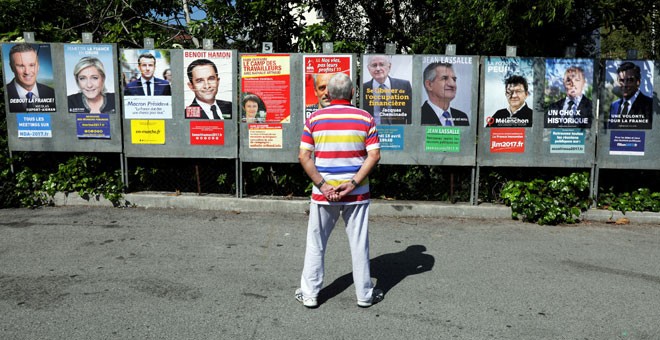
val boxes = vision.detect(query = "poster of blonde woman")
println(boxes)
[65,44,116,114]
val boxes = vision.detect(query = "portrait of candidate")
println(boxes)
[67,57,115,114]
[5,43,56,112]
[124,53,171,96]
[242,93,266,123]
[546,65,592,128]
[421,62,469,126]
[306,73,333,111]
[608,61,653,129]
[488,75,533,127]
[184,58,232,120]
[362,55,412,124]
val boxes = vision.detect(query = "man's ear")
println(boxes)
[424,79,431,91]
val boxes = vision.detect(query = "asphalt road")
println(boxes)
[1,206,659,340]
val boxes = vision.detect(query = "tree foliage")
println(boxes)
[290,0,659,57]
[193,0,308,52]
[0,0,656,57]
[0,0,190,47]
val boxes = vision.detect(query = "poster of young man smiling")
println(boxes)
[183,50,234,120]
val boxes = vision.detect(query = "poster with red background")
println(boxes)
[303,55,352,120]
[241,54,291,123]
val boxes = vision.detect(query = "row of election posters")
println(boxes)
[204,53,655,156]
[484,57,653,130]
[482,57,654,157]
[2,42,656,157]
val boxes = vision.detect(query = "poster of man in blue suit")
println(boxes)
[604,60,653,130]
[121,49,172,119]
[124,52,171,96]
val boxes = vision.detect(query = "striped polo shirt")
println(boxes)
[300,99,380,205]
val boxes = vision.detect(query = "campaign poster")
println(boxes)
[64,44,117,114]
[130,120,165,144]
[489,128,525,153]
[549,129,585,154]
[609,131,645,156]
[16,114,52,138]
[420,56,474,126]
[544,59,593,129]
[378,126,404,151]
[76,114,111,139]
[303,54,352,121]
[121,49,172,119]
[248,124,283,149]
[183,50,234,120]
[361,54,413,125]
[190,121,225,145]
[602,60,654,130]
[241,54,291,124]
[2,43,57,113]
[425,127,461,153]
[484,57,534,128]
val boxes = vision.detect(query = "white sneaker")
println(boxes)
[357,288,384,308]
[295,288,318,308]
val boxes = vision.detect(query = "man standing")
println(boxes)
[488,75,533,127]
[608,61,652,129]
[362,55,412,124]
[124,53,171,96]
[546,66,592,128]
[296,73,383,309]
[421,62,469,126]
[6,43,56,112]
[184,59,232,120]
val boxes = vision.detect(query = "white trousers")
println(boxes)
[300,203,374,303]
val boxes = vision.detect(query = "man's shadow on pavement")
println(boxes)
[318,245,435,304]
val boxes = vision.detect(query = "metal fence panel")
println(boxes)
[121,49,238,159]
[3,43,122,153]
[365,55,479,166]
[477,57,597,168]
[238,53,303,163]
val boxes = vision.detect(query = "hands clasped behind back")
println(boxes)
[320,182,355,202]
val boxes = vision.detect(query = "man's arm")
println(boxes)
[335,148,380,198]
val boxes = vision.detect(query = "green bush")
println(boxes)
[500,172,592,225]
[14,167,51,207]
[10,155,126,208]
[597,187,660,213]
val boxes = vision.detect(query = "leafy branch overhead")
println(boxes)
[0,0,657,57]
